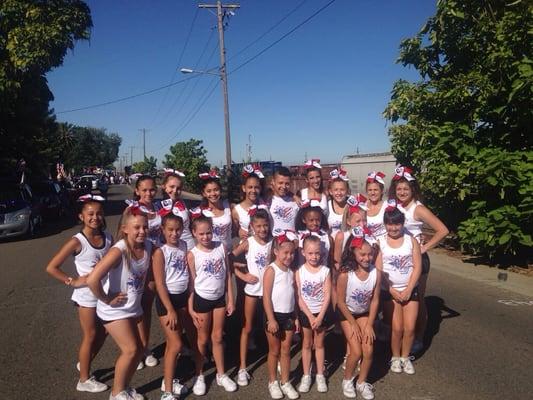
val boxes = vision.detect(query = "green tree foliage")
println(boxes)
[164,139,210,193]
[59,124,121,173]
[383,0,532,263]
[0,0,92,175]
[133,157,158,175]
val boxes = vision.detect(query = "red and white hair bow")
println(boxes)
[347,194,368,213]
[393,165,415,181]
[163,168,185,177]
[124,199,150,216]
[78,194,105,202]
[242,164,265,179]
[158,198,187,217]
[298,229,321,244]
[198,170,220,180]
[190,206,215,219]
[349,226,374,248]
[303,159,322,169]
[367,171,386,185]
[248,204,268,216]
[300,199,322,209]
[273,228,297,244]
[385,199,398,212]
[329,167,349,182]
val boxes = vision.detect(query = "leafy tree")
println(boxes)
[383,0,532,263]
[0,0,92,175]
[164,139,210,193]
[133,156,158,175]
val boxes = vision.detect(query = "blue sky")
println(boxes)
[47,0,435,168]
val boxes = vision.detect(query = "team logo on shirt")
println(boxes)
[272,205,295,223]
[331,220,342,231]
[127,269,147,292]
[169,253,187,273]
[213,222,231,240]
[389,255,413,274]
[255,252,268,270]
[350,289,372,307]
[203,258,225,279]
[302,280,324,301]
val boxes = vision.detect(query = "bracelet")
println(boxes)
[64,277,73,286]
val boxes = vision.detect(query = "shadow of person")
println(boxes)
[419,295,461,357]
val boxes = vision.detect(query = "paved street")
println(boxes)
[1,185,532,400]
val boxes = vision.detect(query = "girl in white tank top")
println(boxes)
[295,235,331,390]
[336,232,381,397]
[187,214,236,393]
[46,196,111,392]
[327,168,350,241]
[230,208,272,384]
[298,159,328,215]
[376,204,422,376]
[296,203,333,268]
[86,207,152,398]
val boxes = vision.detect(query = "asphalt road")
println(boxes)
[1,185,532,400]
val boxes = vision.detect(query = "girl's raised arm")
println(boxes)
[46,237,82,286]
[415,205,449,253]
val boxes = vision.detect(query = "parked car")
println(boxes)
[30,180,68,220]
[0,180,42,239]
[79,175,99,191]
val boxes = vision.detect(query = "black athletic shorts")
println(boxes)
[193,292,226,313]
[336,309,369,322]
[299,310,332,329]
[421,253,431,274]
[264,312,295,331]
[155,291,189,317]
[380,286,419,302]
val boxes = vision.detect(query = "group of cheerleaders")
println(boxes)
[46,160,449,400]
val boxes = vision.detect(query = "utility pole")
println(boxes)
[199,1,239,175]
[139,129,149,160]
[129,146,136,165]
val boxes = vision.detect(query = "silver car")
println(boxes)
[0,183,42,239]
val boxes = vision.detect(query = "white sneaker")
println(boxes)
[401,357,415,375]
[161,392,178,400]
[136,361,144,370]
[192,375,206,396]
[410,339,424,355]
[356,381,375,400]
[315,374,327,393]
[216,374,237,392]
[298,374,311,393]
[281,382,299,399]
[268,380,283,399]
[390,357,402,373]
[161,378,188,395]
[76,376,108,393]
[237,369,251,386]
[109,390,132,400]
[127,388,144,400]
[145,353,158,367]
[342,379,356,399]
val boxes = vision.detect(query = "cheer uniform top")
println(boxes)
[71,231,113,307]
[244,237,272,297]
[235,203,251,235]
[212,200,233,251]
[327,200,344,240]
[379,234,414,291]
[366,201,387,242]
[191,242,227,301]
[160,242,189,294]
[345,266,377,315]
[297,230,331,266]
[164,199,195,250]
[144,202,162,246]
[297,264,330,314]
[96,239,152,321]
[269,262,295,314]
[301,188,328,215]
[269,195,299,232]
[397,201,424,243]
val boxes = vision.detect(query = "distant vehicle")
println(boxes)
[78,175,99,191]
[0,180,42,239]
[30,180,68,220]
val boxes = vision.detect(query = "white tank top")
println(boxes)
[398,201,424,242]
[235,203,251,233]
[191,243,227,300]
[71,231,113,307]
[327,200,344,240]
[298,230,331,266]
[244,237,272,296]
[298,264,330,314]
[96,239,152,321]
[345,266,377,314]
[366,201,387,241]
[147,205,162,246]
[269,195,299,232]
[301,188,328,215]
[269,263,295,313]
[379,235,414,291]
[212,200,233,251]
[168,199,195,250]
[161,242,189,294]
